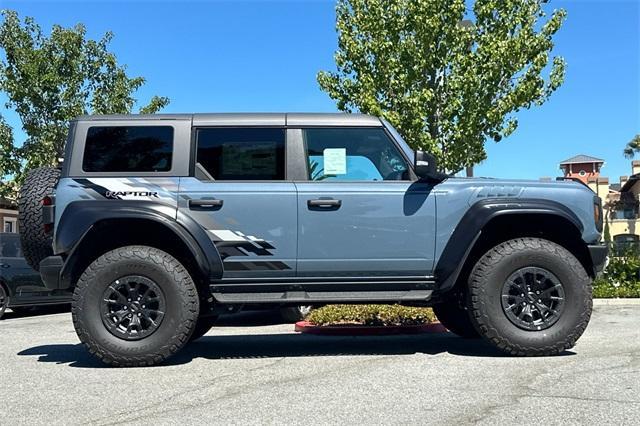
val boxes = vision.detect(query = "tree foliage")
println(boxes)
[0,10,169,197]
[318,0,567,172]
[623,134,640,159]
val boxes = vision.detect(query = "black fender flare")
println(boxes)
[55,200,223,287]
[434,198,584,293]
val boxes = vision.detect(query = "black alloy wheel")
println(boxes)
[100,275,167,341]
[501,267,566,331]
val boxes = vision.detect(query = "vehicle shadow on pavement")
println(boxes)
[17,333,575,368]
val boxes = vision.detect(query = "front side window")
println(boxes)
[196,128,285,180]
[303,128,409,181]
[83,126,174,172]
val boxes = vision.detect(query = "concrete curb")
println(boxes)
[593,298,640,306]
[294,321,448,336]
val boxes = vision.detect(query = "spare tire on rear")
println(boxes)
[18,167,61,270]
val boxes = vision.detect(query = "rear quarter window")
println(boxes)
[82,126,174,172]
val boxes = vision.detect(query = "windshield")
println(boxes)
[381,119,415,162]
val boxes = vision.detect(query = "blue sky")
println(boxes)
[1,0,638,180]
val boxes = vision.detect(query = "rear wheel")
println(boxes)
[467,238,592,356]
[18,167,60,270]
[72,246,199,366]
[433,294,479,338]
[279,305,314,323]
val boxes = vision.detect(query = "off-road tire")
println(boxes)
[279,305,314,323]
[468,238,592,356]
[72,246,199,367]
[188,315,218,342]
[0,284,8,319]
[18,167,61,270]
[433,296,480,338]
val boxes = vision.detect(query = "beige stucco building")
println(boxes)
[0,197,18,233]
[560,155,640,246]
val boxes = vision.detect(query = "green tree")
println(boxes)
[0,10,169,197]
[318,0,567,172]
[623,134,640,159]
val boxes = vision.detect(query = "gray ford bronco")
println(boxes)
[18,113,607,366]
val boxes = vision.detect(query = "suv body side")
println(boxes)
[44,113,605,304]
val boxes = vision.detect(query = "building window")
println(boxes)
[613,234,639,255]
[612,207,637,220]
[3,217,17,233]
[578,170,586,177]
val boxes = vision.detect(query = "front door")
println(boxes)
[179,127,297,278]
[295,127,436,278]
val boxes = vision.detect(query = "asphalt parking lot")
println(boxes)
[1,303,639,425]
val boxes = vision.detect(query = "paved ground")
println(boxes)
[1,304,639,425]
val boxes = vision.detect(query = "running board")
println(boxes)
[209,279,435,304]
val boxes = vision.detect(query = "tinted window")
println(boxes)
[83,126,173,172]
[196,128,285,180]
[303,128,409,181]
[0,233,22,257]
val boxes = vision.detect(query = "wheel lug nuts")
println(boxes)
[538,299,542,303]
[137,313,141,317]
[142,305,145,309]
[124,306,127,310]
[128,299,131,302]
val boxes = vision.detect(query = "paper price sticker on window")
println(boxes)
[323,148,347,175]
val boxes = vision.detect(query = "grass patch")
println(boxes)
[306,304,436,327]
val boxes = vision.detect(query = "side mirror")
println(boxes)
[414,150,438,179]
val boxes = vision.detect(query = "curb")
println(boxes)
[294,321,448,336]
[593,298,640,306]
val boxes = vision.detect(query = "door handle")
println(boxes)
[307,198,342,209]
[0,264,8,268]
[189,198,223,209]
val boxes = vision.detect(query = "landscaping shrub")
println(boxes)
[306,304,436,326]
[593,247,640,298]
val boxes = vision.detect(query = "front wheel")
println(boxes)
[468,238,592,356]
[188,315,218,342]
[72,246,199,366]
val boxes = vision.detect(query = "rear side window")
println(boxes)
[82,126,174,172]
[196,128,285,180]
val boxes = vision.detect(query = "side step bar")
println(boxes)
[210,278,435,304]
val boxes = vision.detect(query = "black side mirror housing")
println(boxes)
[414,150,438,179]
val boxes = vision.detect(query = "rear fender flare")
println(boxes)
[56,201,223,286]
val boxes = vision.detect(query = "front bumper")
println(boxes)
[588,244,608,276]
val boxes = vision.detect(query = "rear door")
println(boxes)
[178,125,297,279]
[294,127,436,278]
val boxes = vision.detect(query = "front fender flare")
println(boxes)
[434,198,584,293]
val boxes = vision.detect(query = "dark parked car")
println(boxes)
[0,232,71,319]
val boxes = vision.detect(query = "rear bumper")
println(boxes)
[588,244,608,276]
[40,256,64,290]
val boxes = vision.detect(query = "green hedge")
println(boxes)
[306,304,436,326]
[593,248,640,298]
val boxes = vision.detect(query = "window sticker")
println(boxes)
[323,148,347,175]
